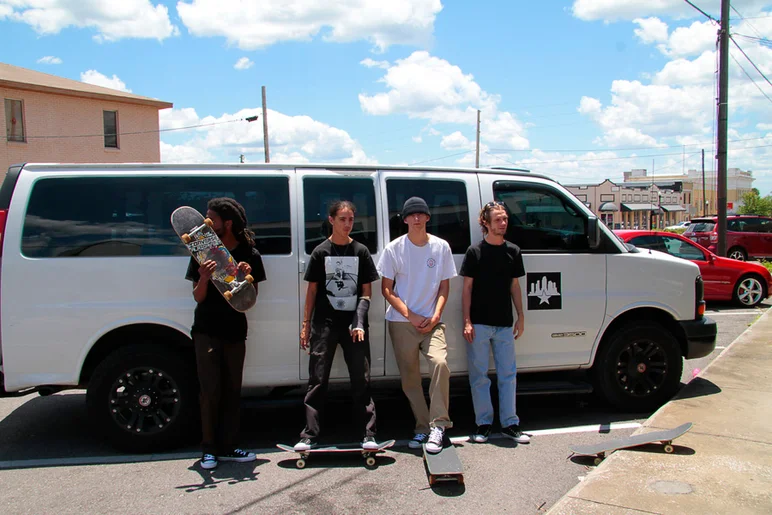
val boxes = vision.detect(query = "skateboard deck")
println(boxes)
[276,440,396,469]
[423,441,464,485]
[170,206,256,312]
[570,422,693,465]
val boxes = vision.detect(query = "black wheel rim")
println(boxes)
[614,340,668,398]
[108,366,181,435]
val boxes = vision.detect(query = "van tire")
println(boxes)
[591,322,683,412]
[727,246,747,261]
[86,346,199,453]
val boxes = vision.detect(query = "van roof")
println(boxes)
[11,162,553,182]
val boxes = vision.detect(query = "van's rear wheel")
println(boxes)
[87,346,198,453]
[591,322,682,411]
[728,246,747,261]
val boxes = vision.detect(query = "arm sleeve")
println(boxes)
[511,246,526,279]
[304,249,324,283]
[249,249,267,282]
[350,297,371,331]
[359,247,381,284]
[440,242,458,281]
[458,247,477,278]
[376,247,396,280]
[185,257,199,282]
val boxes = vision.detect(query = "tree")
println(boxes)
[738,190,772,216]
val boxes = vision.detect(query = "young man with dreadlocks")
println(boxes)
[185,197,267,470]
[459,201,530,445]
[294,200,380,451]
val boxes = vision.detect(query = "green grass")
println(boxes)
[758,260,772,273]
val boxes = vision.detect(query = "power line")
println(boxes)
[732,33,772,48]
[730,51,772,105]
[730,5,765,39]
[729,35,772,89]
[409,150,474,165]
[682,0,717,22]
[488,135,770,154]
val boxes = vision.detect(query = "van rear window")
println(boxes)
[21,176,292,257]
[687,222,715,233]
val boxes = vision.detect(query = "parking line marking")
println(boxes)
[706,311,765,316]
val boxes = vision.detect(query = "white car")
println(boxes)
[0,163,717,451]
[665,221,691,230]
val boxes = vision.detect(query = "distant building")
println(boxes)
[1,62,172,181]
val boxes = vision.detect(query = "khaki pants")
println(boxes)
[388,321,452,433]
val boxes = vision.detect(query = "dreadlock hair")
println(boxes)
[479,201,507,235]
[207,197,256,248]
[328,200,357,218]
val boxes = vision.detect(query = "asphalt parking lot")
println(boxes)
[0,300,766,514]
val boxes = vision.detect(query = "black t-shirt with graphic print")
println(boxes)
[186,244,266,341]
[459,239,525,327]
[304,239,380,325]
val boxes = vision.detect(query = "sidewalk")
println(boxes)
[548,309,772,515]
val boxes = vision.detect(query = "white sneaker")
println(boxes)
[293,438,317,451]
[425,427,444,454]
[408,433,428,449]
[362,436,379,450]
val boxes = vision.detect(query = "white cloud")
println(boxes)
[633,17,668,44]
[159,106,374,164]
[412,135,422,143]
[0,0,178,41]
[360,58,390,69]
[757,123,772,131]
[572,0,770,22]
[80,70,132,92]
[664,20,717,57]
[160,141,214,163]
[36,55,62,65]
[653,50,716,85]
[427,128,442,137]
[440,131,473,150]
[234,57,254,70]
[177,0,442,51]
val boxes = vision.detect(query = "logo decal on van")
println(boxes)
[527,273,562,310]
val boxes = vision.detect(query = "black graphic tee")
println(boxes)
[186,244,266,341]
[459,239,525,327]
[305,239,380,325]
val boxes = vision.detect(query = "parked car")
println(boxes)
[684,215,772,261]
[665,221,691,230]
[0,163,716,451]
[616,230,772,307]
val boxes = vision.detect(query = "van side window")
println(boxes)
[303,177,377,254]
[493,181,589,251]
[21,176,292,258]
[386,178,470,254]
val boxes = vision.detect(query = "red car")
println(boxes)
[615,230,772,307]
[684,215,772,261]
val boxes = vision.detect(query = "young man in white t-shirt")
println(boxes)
[378,197,457,453]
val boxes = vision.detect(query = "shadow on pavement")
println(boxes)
[674,377,722,401]
[176,459,268,493]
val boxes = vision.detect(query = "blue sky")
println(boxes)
[2,0,771,193]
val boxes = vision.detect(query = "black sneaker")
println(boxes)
[220,448,257,462]
[408,432,429,449]
[472,424,492,443]
[501,425,530,443]
[294,438,317,452]
[200,453,217,470]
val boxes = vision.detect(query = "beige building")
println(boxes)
[2,62,172,181]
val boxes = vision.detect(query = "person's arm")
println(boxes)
[299,283,317,350]
[511,277,524,339]
[419,279,449,333]
[350,282,371,342]
[192,260,216,303]
[462,276,475,343]
[382,278,426,329]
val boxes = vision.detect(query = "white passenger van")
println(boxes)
[0,163,716,451]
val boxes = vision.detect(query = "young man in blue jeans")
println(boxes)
[460,201,530,444]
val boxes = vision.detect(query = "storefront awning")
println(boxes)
[599,202,619,212]
[660,204,687,212]
[621,203,662,212]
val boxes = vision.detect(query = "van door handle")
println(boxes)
[299,259,306,273]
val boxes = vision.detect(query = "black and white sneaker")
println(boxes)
[294,438,317,452]
[425,427,445,454]
[220,448,257,462]
[501,425,530,444]
[408,432,429,449]
[200,453,218,470]
[472,424,492,443]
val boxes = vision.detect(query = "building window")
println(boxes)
[5,99,25,142]
[600,194,615,202]
[103,110,118,148]
[575,194,587,201]
[634,194,641,202]
[643,194,649,202]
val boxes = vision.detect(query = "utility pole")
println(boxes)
[262,86,270,163]
[702,149,706,216]
[716,0,730,256]
[475,109,481,169]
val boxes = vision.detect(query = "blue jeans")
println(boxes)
[466,324,519,427]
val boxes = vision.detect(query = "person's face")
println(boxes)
[206,209,232,238]
[403,212,430,229]
[329,207,354,237]
[486,208,508,236]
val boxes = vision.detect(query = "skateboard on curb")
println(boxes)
[423,440,464,486]
[170,206,256,312]
[276,440,396,469]
[569,422,693,465]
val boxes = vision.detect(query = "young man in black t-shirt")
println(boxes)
[294,200,380,451]
[459,201,530,444]
[185,198,266,470]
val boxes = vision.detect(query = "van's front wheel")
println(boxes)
[591,322,683,412]
[87,346,198,453]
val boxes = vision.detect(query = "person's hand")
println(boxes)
[407,311,427,330]
[198,260,216,281]
[514,317,525,340]
[350,327,365,342]
[463,321,475,343]
[300,322,311,350]
[418,314,440,334]
[238,261,252,275]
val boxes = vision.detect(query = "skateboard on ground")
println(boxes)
[170,206,256,312]
[276,440,396,469]
[423,440,464,486]
[569,422,693,465]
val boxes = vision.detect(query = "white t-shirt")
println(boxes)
[377,234,457,322]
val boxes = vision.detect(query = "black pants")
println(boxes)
[193,332,246,455]
[301,321,377,440]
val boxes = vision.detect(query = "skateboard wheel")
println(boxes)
[223,291,233,301]
[245,274,254,283]
[296,459,306,469]
[365,457,376,467]
[181,234,191,244]
[204,218,213,227]
[664,444,674,453]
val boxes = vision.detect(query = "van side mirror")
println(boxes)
[587,215,601,249]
